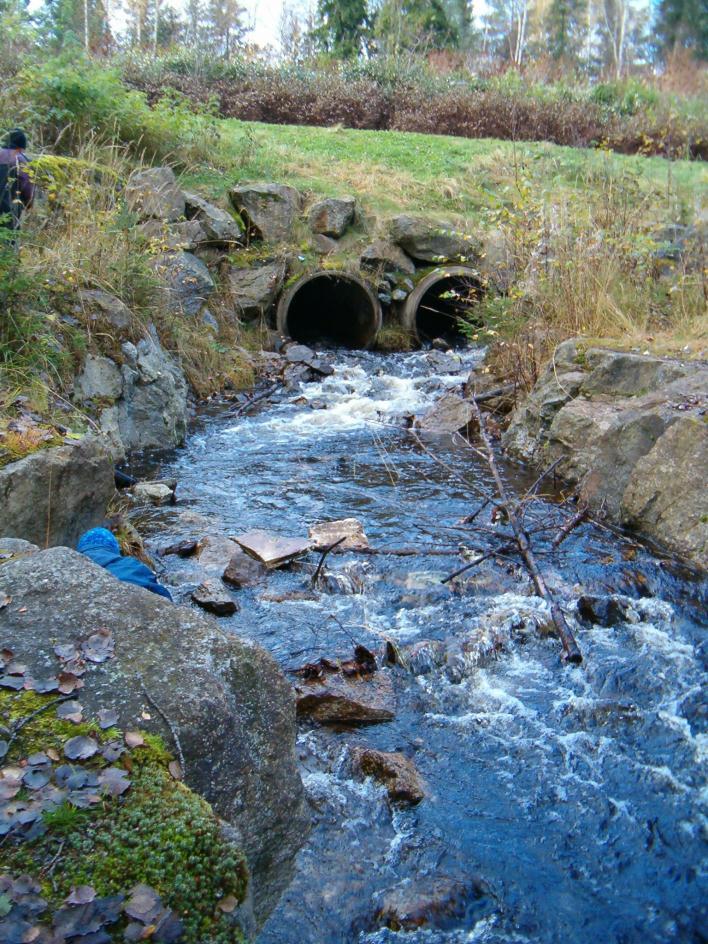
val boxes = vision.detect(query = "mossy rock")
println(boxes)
[1,688,248,943]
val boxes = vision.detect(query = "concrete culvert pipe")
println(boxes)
[403,266,483,345]
[277,271,382,349]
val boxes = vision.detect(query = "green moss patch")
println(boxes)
[1,679,247,943]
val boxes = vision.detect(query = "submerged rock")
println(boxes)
[0,548,309,925]
[131,481,175,506]
[222,550,269,588]
[372,875,488,932]
[352,748,424,805]
[235,529,311,569]
[191,578,239,616]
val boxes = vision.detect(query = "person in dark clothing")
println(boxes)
[0,129,35,233]
[77,528,173,601]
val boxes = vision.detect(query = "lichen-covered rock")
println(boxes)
[579,348,689,398]
[228,183,302,243]
[621,416,708,569]
[73,354,123,402]
[75,332,188,457]
[360,240,416,275]
[0,436,114,548]
[307,197,355,238]
[183,191,243,246]
[388,215,480,264]
[137,218,208,252]
[125,167,185,223]
[0,548,309,925]
[227,262,286,322]
[150,251,215,317]
[76,289,133,332]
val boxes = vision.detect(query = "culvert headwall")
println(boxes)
[277,271,382,349]
[402,266,483,345]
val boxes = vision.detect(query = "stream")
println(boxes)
[129,349,706,944]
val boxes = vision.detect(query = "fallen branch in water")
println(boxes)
[441,544,516,584]
[468,397,583,665]
[228,382,279,417]
[467,384,516,404]
[551,504,590,549]
[311,536,347,586]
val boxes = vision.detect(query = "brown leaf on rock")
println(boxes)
[0,593,10,610]
[124,732,145,749]
[63,736,99,761]
[5,661,27,676]
[54,644,79,662]
[57,673,84,695]
[46,748,60,762]
[65,886,96,906]
[124,884,162,924]
[167,761,183,782]
[217,895,238,914]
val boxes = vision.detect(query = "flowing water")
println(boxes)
[131,350,707,944]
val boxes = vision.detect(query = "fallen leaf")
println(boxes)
[140,712,151,721]
[65,886,96,906]
[0,593,10,610]
[167,761,182,781]
[63,736,99,761]
[125,732,145,749]
[5,661,27,675]
[0,648,13,665]
[97,708,118,730]
[98,767,131,797]
[57,700,83,724]
[54,644,79,662]
[125,884,162,924]
[46,748,60,762]
[217,894,238,914]
[57,672,84,695]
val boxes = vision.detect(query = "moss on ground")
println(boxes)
[1,688,248,943]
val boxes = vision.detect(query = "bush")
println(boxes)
[121,53,708,160]
[9,55,220,167]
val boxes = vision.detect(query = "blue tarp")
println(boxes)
[77,528,172,601]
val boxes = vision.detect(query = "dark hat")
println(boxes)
[6,129,27,150]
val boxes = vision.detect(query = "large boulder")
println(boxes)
[74,332,188,456]
[0,548,309,925]
[183,191,244,246]
[150,251,215,317]
[228,184,302,243]
[621,416,708,569]
[0,435,114,548]
[125,167,185,223]
[227,262,287,322]
[388,215,480,264]
[307,197,355,238]
[503,341,708,567]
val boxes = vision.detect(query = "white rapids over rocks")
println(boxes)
[140,348,707,944]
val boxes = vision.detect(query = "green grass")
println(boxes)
[184,118,707,225]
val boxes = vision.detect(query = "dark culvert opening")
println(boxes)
[278,272,382,349]
[405,267,483,346]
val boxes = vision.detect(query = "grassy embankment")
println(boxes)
[198,118,707,372]
[1,58,706,455]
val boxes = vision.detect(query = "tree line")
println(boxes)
[1,0,705,78]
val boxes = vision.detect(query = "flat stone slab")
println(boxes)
[234,530,311,569]
[308,518,369,552]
